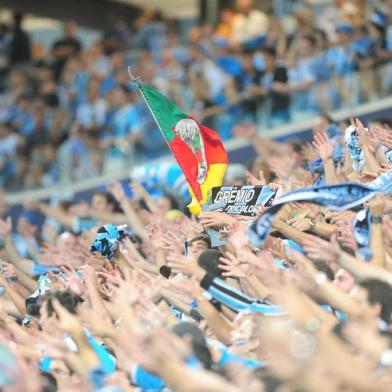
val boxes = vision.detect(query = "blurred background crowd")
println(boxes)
[1,0,392,191]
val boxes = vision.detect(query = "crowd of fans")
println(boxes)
[0,112,391,390]
[1,0,392,190]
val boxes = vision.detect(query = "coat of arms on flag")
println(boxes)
[173,118,208,185]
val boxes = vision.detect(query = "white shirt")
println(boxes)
[231,10,269,44]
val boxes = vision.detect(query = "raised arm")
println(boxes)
[368,196,386,268]
[108,182,148,241]
[131,180,159,215]
[0,217,33,275]
[34,202,75,229]
[356,119,381,174]
[272,218,314,247]
[291,251,362,319]
[0,273,26,316]
[312,131,339,185]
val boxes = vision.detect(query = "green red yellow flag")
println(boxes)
[137,83,228,214]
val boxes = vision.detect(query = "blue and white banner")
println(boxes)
[248,182,378,248]
[211,185,275,216]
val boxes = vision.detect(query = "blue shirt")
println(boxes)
[132,356,201,391]
[217,349,262,369]
[289,57,317,111]
[12,233,40,259]
[11,108,35,136]
[325,46,356,76]
[112,104,140,137]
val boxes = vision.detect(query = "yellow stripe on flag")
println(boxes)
[187,163,227,215]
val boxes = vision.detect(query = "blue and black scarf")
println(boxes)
[90,224,130,260]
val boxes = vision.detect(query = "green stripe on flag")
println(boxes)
[139,84,187,143]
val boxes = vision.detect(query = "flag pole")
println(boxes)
[127,66,142,86]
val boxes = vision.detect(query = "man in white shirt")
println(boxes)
[231,0,269,46]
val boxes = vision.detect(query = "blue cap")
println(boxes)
[21,211,40,226]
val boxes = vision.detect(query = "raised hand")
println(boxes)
[51,298,82,335]
[140,328,193,370]
[336,220,358,251]
[147,224,165,250]
[302,234,340,264]
[324,210,355,225]
[108,181,126,202]
[366,128,382,153]
[246,170,266,186]
[372,125,392,149]
[288,250,323,294]
[119,236,146,266]
[312,131,334,161]
[228,223,250,250]
[78,305,114,338]
[130,179,147,199]
[161,232,183,254]
[232,122,257,139]
[269,155,293,180]
[105,269,140,309]
[179,216,204,239]
[79,263,97,285]
[199,211,236,229]
[383,216,392,247]
[166,253,203,277]
[38,244,62,265]
[1,262,17,281]
[286,216,312,232]
[165,275,203,299]
[218,252,252,278]
[57,265,85,296]
[266,237,287,261]
[354,118,370,149]
[359,171,379,183]
[0,216,12,236]
[369,195,385,216]
[301,143,318,162]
